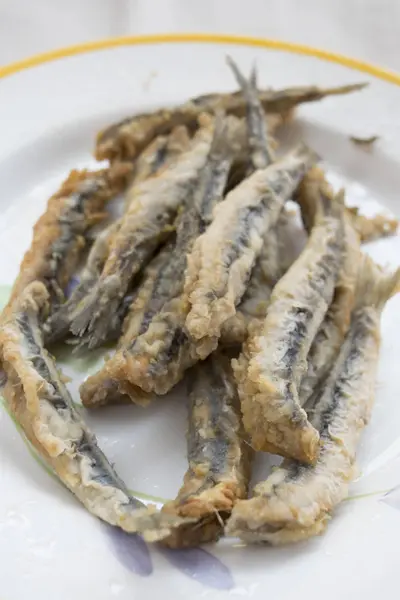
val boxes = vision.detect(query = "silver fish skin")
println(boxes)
[218,57,280,347]
[95,81,366,161]
[297,169,361,405]
[45,128,191,348]
[0,282,190,541]
[43,220,121,345]
[79,241,176,408]
[184,144,319,359]
[79,116,238,407]
[234,187,345,465]
[5,163,132,317]
[161,352,252,548]
[226,258,400,544]
[70,125,214,349]
[220,209,297,347]
[43,129,191,348]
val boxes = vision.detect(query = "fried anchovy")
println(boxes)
[184,144,319,359]
[234,186,345,464]
[297,169,361,405]
[70,124,214,349]
[220,210,296,346]
[161,352,252,548]
[226,258,400,544]
[5,163,132,316]
[43,129,191,347]
[96,81,366,161]
[79,240,175,407]
[80,116,238,407]
[218,58,282,346]
[0,282,190,541]
[111,64,282,391]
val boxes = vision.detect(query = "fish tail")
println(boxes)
[69,290,99,337]
[226,55,261,110]
[355,254,400,310]
[226,55,250,90]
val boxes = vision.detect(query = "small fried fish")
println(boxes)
[297,169,361,405]
[96,80,366,161]
[5,163,132,316]
[80,240,175,408]
[226,258,400,544]
[234,186,345,464]
[80,116,237,407]
[44,129,191,347]
[0,282,190,541]
[161,352,252,548]
[185,144,318,359]
[70,124,214,349]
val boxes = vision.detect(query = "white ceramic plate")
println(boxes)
[1,35,400,600]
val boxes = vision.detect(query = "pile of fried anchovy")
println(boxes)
[1,57,399,547]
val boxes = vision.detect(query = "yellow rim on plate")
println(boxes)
[1,32,400,85]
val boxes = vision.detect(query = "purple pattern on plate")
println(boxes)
[65,275,80,298]
[158,546,235,590]
[105,525,153,577]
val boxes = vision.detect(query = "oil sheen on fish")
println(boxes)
[0,282,191,541]
[80,116,237,407]
[234,186,345,464]
[297,168,361,405]
[226,258,400,544]
[5,163,132,316]
[161,352,252,548]
[70,124,214,349]
[184,144,319,359]
[96,81,366,161]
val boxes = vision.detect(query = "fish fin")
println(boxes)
[355,254,400,309]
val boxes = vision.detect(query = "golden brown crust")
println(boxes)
[348,208,398,243]
[160,354,252,548]
[5,163,132,316]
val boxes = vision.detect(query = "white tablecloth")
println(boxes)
[1,0,400,72]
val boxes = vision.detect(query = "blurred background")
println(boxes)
[0,0,399,71]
